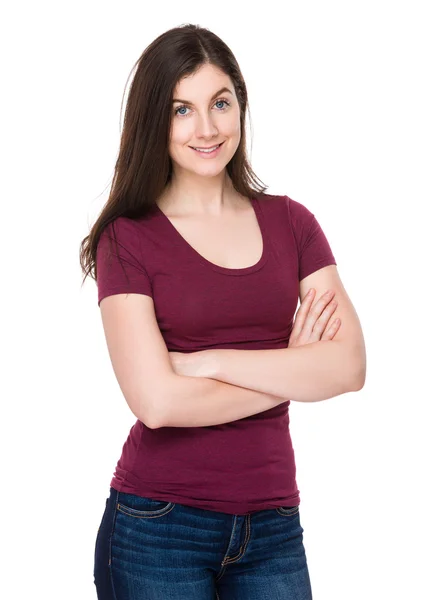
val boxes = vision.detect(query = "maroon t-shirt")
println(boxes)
[96,193,337,515]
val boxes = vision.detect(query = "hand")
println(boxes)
[288,289,341,349]
[168,350,216,378]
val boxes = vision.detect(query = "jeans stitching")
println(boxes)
[222,514,251,564]
[215,515,251,583]
[108,490,120,600]
[117,502,176,518]
[275,505,300,516]
[215,516,238,582]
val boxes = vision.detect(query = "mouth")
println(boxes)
[189,141,225,157]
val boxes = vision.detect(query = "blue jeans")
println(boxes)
[94,487,313,599]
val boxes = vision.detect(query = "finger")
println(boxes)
[311,300,338,338]
[292,288,333,344]
[303,290,336,335]
[325,319,341,340]
[290,289,316,339]
[321,318,341,340]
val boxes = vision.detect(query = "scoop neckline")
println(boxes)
[154,196,268,276]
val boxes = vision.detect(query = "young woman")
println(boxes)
[80,23,366,600]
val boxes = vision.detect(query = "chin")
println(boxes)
[190,166,227,177]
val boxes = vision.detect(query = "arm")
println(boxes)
[184,265,366,403]
[97,224,289,430]
[100,291,288,430]
[155,373,286,429]
[202,341,363,403]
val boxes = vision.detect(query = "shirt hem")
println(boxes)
[110,478,300,516]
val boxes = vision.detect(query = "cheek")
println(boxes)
[170,122,189,146]
[222,114,241,139]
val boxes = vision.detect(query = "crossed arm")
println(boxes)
[170,266,366,403]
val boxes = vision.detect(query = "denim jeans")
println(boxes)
[94,487,313,599]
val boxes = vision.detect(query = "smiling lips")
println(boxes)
[190,142,224,156]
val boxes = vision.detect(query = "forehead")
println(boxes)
[174,64,234,98]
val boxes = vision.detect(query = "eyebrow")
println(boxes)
[172,86,233,105]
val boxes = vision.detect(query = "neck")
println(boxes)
[158,170,244,217]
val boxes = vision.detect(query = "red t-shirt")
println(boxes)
[96,193,337,515]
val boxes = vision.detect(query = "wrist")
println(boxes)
[195,350,220,379]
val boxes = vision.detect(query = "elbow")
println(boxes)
[136,410,162,430]
[142,374,178,429]
[355,369,366,391]
[350,374,366,392]
[134,396,164,430]
[136,375,180,429]
[141,395,168,429]
[147,410,165,429]
[349,359,367,392]
[344,341,366,392]
[141,404,164,429]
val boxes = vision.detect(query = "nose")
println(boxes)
[194,110,219,139]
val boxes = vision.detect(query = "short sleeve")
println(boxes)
[287,197,337,281]
[96,217,153,306]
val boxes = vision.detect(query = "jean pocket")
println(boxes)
[275,505,300,517]
[117,491,175,518]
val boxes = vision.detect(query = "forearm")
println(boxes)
[152,372,286,428]
[209,341,365,403]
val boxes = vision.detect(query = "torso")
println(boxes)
[156,196,263,270]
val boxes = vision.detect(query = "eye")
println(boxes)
[174,98,230,117]
[175,106,189,117]
[216,100,229,106]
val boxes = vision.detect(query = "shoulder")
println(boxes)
[98,214,154,253]
[256,193,314,226]
[256,192,309,210]
[96,216,150,273]
[101,215,142,239]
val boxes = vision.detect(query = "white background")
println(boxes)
[2,1,424,598]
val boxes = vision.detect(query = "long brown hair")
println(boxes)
[79,23,268,286]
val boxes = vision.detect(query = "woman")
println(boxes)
[80,23,366,600]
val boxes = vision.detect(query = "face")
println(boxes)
[168,63,241,178]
